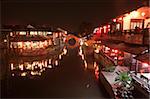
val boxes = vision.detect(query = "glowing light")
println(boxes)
[4,39,7,42]
[105,47,110,51]
[48,65,52,68]
[63,48,67,55]
[19,31,26,35]
[119,17,122,21]
[95,66,99,72]
[114,57,117,60]
[108,25,110,28]
[81,54,84,60]
[103,26,107,33]
[45,61,47,67]
[55,33,58,38]
[130,11,139,18]
[59,55,62,60]
[84,60,88,69]
[125,13,130,17]
[31,71,36,75]
[12,73,15,76]
[112,49,115,52]
[85,42,88,46]
[49,59,52,64]
[47,32,52,35]
[114,50,118,53]
[79,46,82,50]
[55,60,58,66]
[18,42,23,48]
[44,40,48,46]
[80,39,84,45]
[113,19,116,22]
[10,32,13,36]
[30,31,37,35]
[94,62,97,68]
[79,51,82,56]
[94,49,99,53]
[21,72,27,76]
[26,64,32,69]
[64,31,67,34]
[31,71,39,76]
[39,73,42,76]
[11,63,14,70]
[142,63,149,68]
[141,12,146,17]
[19,64,24,71]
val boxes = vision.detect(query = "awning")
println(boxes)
[135,53,150,64]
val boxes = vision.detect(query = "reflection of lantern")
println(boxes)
[84,60,87,69]
[55,60,58,66]
[45,60,47,67]
[11,63,14,70]
[49,59,51,64]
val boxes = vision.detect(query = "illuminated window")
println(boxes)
[25,41,31,49]
[130,19,143,29]
[38,31,43,35]
[47,32,52,35]
[10,32,13,36]
[19,31,26,35]
[116,24,120,30]
[30,31,38,35]
[55,33,58,37]
[18,42,23,48]
[43,31,46,36]
[103,26,106,33]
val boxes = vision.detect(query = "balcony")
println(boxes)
[99,28,149,45]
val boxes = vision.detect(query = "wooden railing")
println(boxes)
[100,28,149,45]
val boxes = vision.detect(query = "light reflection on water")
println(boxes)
[9,46,68,78]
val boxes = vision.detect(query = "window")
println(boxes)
[19,31,26,35]
[130,19,143,29]
[30,31,38,35]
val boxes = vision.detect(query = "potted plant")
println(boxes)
[114,72,134,99]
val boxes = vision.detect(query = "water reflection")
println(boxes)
[78,46,87,69]
[9,46,68,78]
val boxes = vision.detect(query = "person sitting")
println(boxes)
[135,26,141,33]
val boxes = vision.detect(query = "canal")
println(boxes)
[1,46,109,98]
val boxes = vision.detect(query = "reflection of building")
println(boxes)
[10,46,68,78]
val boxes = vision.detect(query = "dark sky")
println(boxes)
[1,0,143,32]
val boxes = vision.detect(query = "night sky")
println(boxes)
[1,0,143,32]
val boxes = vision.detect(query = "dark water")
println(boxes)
[1,47,109,98]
